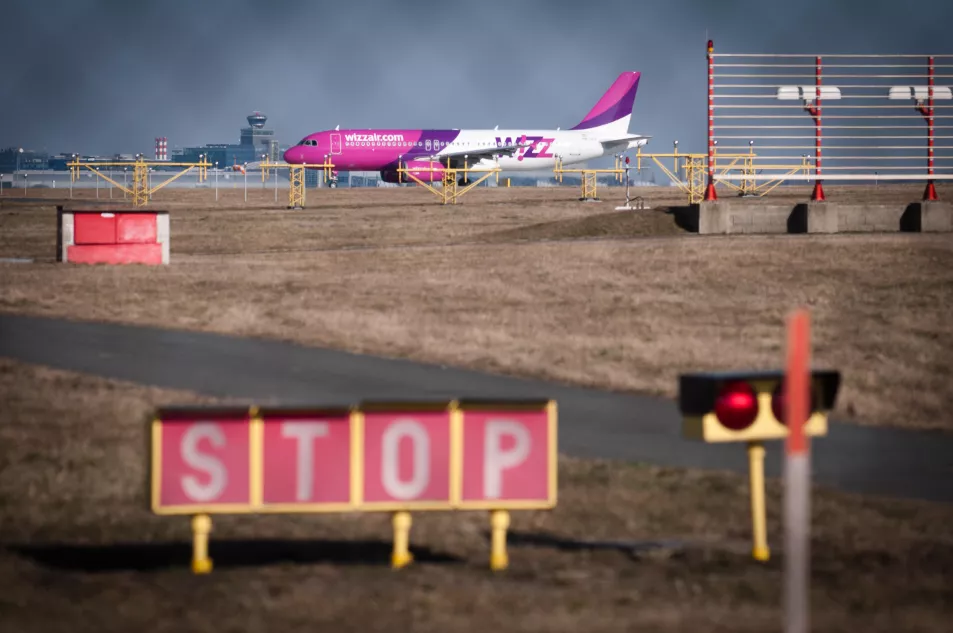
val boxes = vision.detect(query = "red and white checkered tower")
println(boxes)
[154,137,168,161]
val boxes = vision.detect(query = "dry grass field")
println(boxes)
[2,358,952,633]
[1,185,952,432]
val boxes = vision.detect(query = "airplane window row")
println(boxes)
[300,138,562,150]
[339,141,549,148]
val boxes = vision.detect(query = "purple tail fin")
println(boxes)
[571,71,641,131]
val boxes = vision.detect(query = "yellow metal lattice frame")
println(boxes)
[553,155,625,200]
[260,161,335,209]
[632,147,813,204]
[288,165,305,209]
[68,156,210,207]
[396,156,501,205]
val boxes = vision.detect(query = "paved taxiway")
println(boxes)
[1,313,950,503]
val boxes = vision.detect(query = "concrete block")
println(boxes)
[804,202,838,233]
[57,209,74,262]
[698,202,730,234]
[863,207,904,229]
[156,212,171,264]
[730,211,752,226]
[748,207,790,234]
[827,205,902,233]
[920,201,953,232]
[698,202,792,234]
[57,208,170,265]
[67,244,164,265]
[117,214,158,244]
[74,213,118,244]
[692,200,948,235]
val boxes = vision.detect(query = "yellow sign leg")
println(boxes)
[490,509,510,571]
[191,514,213,574]
[392,511,413,568]
[748,441,770,562]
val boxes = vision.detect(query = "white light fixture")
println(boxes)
[889,85,953,101]
[776,86,842,101]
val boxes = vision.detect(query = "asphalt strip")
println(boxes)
[1,312,950,504]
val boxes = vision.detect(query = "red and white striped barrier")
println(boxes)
[57,206,169,265]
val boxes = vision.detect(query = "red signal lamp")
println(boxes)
[714,381,759,430]
[625,156,630,164]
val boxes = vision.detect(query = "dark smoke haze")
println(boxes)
[2,0,950,156]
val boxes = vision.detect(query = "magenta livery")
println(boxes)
[283,71,650,183]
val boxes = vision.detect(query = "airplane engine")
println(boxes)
[380,160,446,183]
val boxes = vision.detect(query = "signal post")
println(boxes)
[677,323,840,562]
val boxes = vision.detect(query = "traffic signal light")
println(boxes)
[678,367,841,563]
[679,369,840,443]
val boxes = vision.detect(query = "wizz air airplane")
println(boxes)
[282,71,649,184]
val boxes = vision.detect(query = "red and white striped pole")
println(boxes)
[784,309,811,633]
[924,56,938,201]
[704,39,718,201]
[811,57,825,202]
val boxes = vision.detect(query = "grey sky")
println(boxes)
[2,0,950,156]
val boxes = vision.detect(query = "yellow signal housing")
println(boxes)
[679,370,840,443]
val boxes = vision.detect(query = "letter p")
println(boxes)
[483,421,531,499]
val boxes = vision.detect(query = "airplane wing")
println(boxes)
[415,142,533,168]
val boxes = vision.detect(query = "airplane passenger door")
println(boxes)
[330,132,342,155]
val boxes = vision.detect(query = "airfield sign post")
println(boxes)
[149,399,558,574]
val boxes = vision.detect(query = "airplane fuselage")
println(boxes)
[283,71,648,182]
[284,128,611,173]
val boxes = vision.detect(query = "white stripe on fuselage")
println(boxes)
[433,129,605,171]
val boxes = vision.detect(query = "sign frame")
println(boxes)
[149,399,558,516]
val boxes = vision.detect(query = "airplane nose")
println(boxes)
[284,147,307,163]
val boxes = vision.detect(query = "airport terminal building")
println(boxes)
[171,112,281,168]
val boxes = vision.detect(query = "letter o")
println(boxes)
[381,419,430,500]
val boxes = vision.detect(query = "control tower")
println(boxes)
[240,111,275,157]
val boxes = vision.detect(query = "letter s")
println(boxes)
[181,423,228,502]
